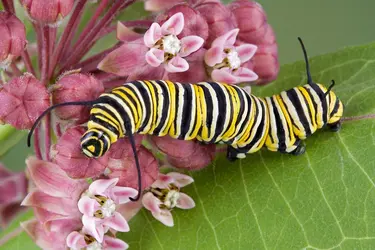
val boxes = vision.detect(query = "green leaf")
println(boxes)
[121,42,375,249]
[0,210,39,250]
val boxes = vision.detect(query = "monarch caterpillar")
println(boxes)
[28,38,344,201]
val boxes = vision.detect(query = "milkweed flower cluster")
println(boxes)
[0,0,278,248]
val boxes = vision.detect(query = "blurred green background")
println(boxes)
[2,0,375,171]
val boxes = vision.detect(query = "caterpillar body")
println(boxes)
[80,78,343,160]
[27,38,344,200]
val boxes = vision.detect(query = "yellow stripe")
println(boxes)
[91,108,123,136]
[161,80,176,136]
[87,121,118,143]
[237,95,256,146]
[190,85,203,140]
[249,98,269,152]
[143,80,157,133]
[298,87,317,130]
[112,89,139,128]
[114,87,143,130]
[276,94,295,145]
[221,85,240,139]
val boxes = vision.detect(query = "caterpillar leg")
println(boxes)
[289,142,306,156]
[226,146,246,162]
[328,121,341,132]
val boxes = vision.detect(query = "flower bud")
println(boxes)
[150,136,215,170]
[0,11,27,68]
[20,0,74,25]
[195,2,237,48]
[52,126,109,179]
[107,138,159,190]
[229,1,279,84]
[52,73,104,123]
[0,73,49,129]
[0,163,27,228]
[144,0,184,12]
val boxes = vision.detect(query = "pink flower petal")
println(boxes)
[21,191,78,216]
[103,211,129,232]
[26,156,88,199]
[98,39,148,77]
[211,28,239,48]
[78,196,98,216]
[117,22,142,42]
[236,44,257,63]
[142,192,162,214]
[103,235,129,250]
[116,199,143,222]
[176,193,195,209]
[167,172,194,187]
[89,178,119,196]
[152,174,174,189]
[211,68,237,84]
[164,56,189,73]
[179,36,204,57]
[161,12,184,36]
[82,215,105,243]
[144,23,162,47]
[66,231,87,249]
[144,0,183,12]
[145,48,164,67]
[152,209,174,227]
[110,186,138,204]
[232,66,258,82]
[204,46,225,67]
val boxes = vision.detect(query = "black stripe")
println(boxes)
[173,83,180,136]
[242,95,259,144]
[299,88,314,130]
[133,81,152,132]
[94,104,122,133]
[90,115,119,136]
[330,98,340,117]
[310,83,328,125]
[96,96,130,133]
[200,85,214,140]
[270,97,287,152]
[112,88,138,122]
[246,97,267,151]
[178,84,194,139]
[286,88,312,136]
[153,80,171,135]
[207,82,226,142]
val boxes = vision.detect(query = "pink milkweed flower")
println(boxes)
[20,0,74,26]
[52,126,109,179]
[144,12,204,73]
[52,72,104,123]
[77,178,138,242]
[0,163,27,228]
[22,156,88,245]
[107,137,159,189]
[204,28,258,84]
[0,11,27,69]
[229,0,279,84]
[0,73,50,129]
[150,135,216,170]
[22,219,70,250]
[144,0,184,12]
[142,172,195,227]
[67,231,128,250]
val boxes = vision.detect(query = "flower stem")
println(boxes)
[60,0,136,71]
[44,114,51,160]
[34,127,43,160]
[73,42,121,72]
[10,63,22,76]
[40,26,50,85]
[33,23,43,76]
[73,0,110,49]
[1,0,15,13]
[49,0,88,79]
[21,50,36,76]
[0,226,23,247]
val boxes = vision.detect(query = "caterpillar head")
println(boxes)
[80,129,111,158]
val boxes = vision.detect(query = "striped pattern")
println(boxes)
[80,80,344,159]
